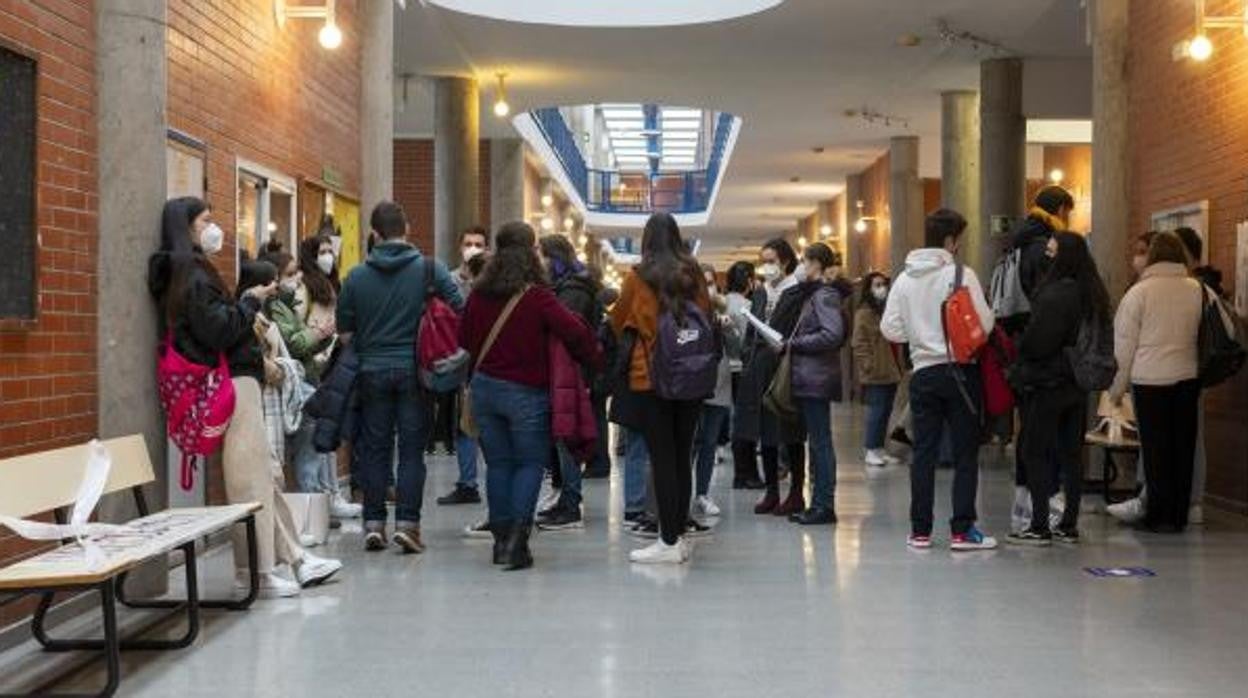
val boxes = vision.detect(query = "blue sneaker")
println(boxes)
[950,527,998,551]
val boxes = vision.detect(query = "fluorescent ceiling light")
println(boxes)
[661,108,702,119]
[662,131,699,140]
[661,119,701,129]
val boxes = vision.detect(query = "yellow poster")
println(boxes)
[333,197,361,280]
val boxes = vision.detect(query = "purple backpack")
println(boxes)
[650,302,721,401]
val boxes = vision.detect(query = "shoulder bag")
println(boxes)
[459,288,528,438]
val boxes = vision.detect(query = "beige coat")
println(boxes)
[1109,262,1203,401]
[852,306,902,385]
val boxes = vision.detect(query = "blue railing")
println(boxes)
[531,107,735,216]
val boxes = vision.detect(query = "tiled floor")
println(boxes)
[16,407,1248,697]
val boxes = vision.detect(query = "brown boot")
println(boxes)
[774,490,805,517]
[392,525,425,554]
[754,491,780,515]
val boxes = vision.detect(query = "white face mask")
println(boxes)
[758,263,780,282]
[461,244,484,262]
[280,278,300,295]
[872,285,889,301]
[198,223,224,256]
[317,252,335,276]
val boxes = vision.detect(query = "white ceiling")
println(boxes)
[393,0,1090,258]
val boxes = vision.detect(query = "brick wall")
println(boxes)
[165,0,363,503]
[393,138,493,254]
[1128,0,1248,513]
[0,0,97,624]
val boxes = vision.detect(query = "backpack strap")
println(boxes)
[423,256,436,299]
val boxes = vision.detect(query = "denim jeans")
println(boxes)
[693,405,730,497]
[622,427,649,514]
[292,415,337,494]
[798,397,836,510]
[455,429,479,490]
[862,383,898,451]
[555,440,582,508]
[356,368,428,526]
[470,373,551,525]
[908,365,982,537]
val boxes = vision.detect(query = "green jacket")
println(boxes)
[268,293,331,381]
[336,241,463,372]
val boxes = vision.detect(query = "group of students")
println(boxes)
[147,182,1238,588]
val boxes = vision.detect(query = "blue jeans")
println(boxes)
[555,441,582,508]
[798,398,836,510]
[622,427,649,514]
[862,383,898,451]
[455,428,479,490]
[693,405,730,497]
[471,374,551,525]
[357,368,427,526]
[908,365,981,536]
[292,414,336,494]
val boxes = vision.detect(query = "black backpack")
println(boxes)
[1197,285,1246,388]
[1065,313,1116,392]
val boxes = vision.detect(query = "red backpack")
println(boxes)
[157,334,236,491]
[941,262,989,364]
[416,258,469,392]
[979,327,1017,417]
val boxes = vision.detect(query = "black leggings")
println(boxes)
[732,440,761,482]
[762,442,805,496]
[1020,386,1086,531]
[640,395,702,545]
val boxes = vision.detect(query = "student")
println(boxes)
[1107,232,1207,532]
[785,243,849,525]
[690,264,737,520]
[881,209,998,551]
[437,227,492,507]
[610,213,713,564]
[148,197,341,598]
[535,234,604,531]
[459,222,602,570]
[337,201,463,553]
[852,272,903,471]
[1007,232,1110,545]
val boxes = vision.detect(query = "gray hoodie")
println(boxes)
[880,248,993,371]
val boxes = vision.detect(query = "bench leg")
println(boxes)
[199,514,259,611]
[116,515,259,612]
[33,544,201,653]
[5,584,121,698]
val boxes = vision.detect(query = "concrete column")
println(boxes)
[942,90,983,276]
[360,0,393,245]
[980,58,1026,276]
[1091,0,1132,300]
[96,0,168,594]
[434,77,480,265]
[490,138,526,228]
[889,136,923,273]
[845,174,864,277]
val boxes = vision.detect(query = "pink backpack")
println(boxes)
[157,334,236,490]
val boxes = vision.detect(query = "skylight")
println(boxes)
[601,104,706,172]
[423,1,785,28]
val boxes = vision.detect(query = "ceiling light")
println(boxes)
[855,218,868,234]
[662,108,702,119]
[1189,34,1213,61]
[820,224,833,237]
[564,217,575,230]
[1048,168,1064,184]
[492,73,510,118]
[276,0,344,50]
[541,216,554,231]
[318,19,343,49]
[541,193,553,208]
[797,236,808,248]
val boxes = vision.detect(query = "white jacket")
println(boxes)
[880,248,994,371]
[1108,262,1203,400]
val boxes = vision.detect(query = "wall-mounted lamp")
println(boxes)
[492,73,511,118]
[541,193,554,208]
[854,200,876,233]
[540,216,554,232]
[275,0,342,50]
[820,223,834,237]
[1048,168,1065,185]
[1175,0,1248,62]
[797,235,808,249]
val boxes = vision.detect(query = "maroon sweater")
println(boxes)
[459,286,603,388]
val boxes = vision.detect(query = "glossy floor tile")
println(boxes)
[26,407,1248,697]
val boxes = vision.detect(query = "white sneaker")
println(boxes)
[538,486,562,513]
[330,494,363,519]
[864,449,886,467]
[295,552,342,588]
[1188,505,1204,525]
[1106,497,1145,524]
[879,450,901,465]
[693,495,721,518]
[716,445,729,464]
[629,539,687,565]
[235,570,301,599]
[299,533,320,548]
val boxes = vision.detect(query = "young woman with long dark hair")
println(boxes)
[610,213,712,564]
[148,197,341,598]
[1008,232,1111,545]
[458,222,602,570]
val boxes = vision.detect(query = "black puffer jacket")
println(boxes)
[305,344,360,453]
[553,272,602,329]
[149,252,263,382]
[1016,278,1083,391]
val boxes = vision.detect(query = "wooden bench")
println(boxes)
[1084,430,1142,506]
[0,436,261,698]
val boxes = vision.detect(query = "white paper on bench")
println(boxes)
[0,440,127,571]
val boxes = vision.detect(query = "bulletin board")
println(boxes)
[332,195,361,280]
[0,46,38,319]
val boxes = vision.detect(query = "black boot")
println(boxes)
[490,521,508,565]
[503,521,534,571]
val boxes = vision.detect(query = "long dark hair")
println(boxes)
[538,234,581,284]
[237,260,277,300]
[637,213,701,317]
[148,196,228,326]
[859,271,890,312]
[476,221,547,297]
[761,237,798,274]
[299,234,339,305]
[1042,232,1110,323]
